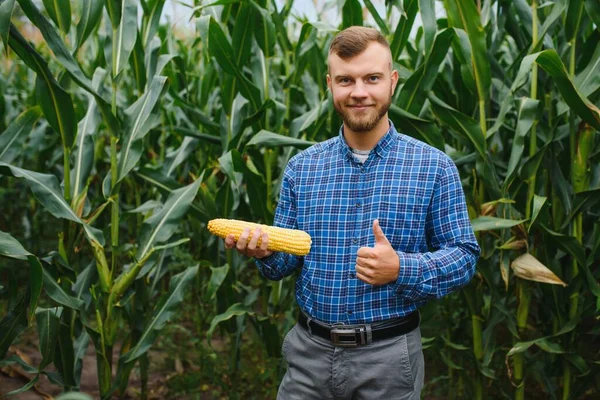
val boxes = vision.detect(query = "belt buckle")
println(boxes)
[330,326,367,348]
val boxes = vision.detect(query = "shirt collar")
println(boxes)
[338,120,398,160]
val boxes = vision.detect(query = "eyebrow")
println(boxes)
[333,72,385,81]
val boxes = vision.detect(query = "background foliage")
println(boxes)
[0,0,599,398]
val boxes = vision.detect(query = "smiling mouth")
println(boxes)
[347,104,374,109]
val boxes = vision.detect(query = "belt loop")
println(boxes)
[307,316,313,336]
[366,324,372,345]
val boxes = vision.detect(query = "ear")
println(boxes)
[391,69,399,94]
[326,73,332,91]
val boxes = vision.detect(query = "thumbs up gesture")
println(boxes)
[355,219,400,285]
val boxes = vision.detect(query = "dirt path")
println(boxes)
[1,341,170,399]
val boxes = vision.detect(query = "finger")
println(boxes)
[355,257,370,269]
[236,228,251,251]
[225,234,236,249]
[373,219,390,245]
[247,227,262,250]
[355,270,371,285]
[259,233,269,252]
[357,247,375,258]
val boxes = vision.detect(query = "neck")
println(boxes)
[343,116,390,151]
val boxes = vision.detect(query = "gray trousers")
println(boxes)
[277,323,424,399]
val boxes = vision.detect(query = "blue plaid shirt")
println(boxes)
[256,122,480,324]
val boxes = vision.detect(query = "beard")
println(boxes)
[333,86,393,133]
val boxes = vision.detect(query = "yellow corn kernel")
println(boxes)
[207,218,312,256]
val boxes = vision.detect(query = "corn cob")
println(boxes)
[207,218,312,256]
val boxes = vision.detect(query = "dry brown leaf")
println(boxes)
[511,253,567,286]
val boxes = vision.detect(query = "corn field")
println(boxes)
[0,0,599,398]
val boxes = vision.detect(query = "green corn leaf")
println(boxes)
[34,74,77,148]
[27,256,43,322]
[513,50,600,129]
[0,229,31,260]
[10,1,120,134]
[72,69,104,199]
[0,0,15,56]
[390,0,418,61]
[565,0,585,41]
[289,99,329,138]
[76,0,104,50]
[208,17,261,109]
[36,306,62,370]
[246,130,316,149]
[574,41,600,100]
[471,216,528,232]
[116,76,167,183]
[42,268,84,310]
[451,29,476,94]
[429,94,487,159]
[141,0,165,47]
[105,0,122,28]
[487,93,513,137]
[206,264,229,301]
[121,265,198,363]
[231,2,253,67]
[0,107,42,163]
[397,28,455,115]
[0,295,28,359]
[504,97,539,189]
[586,0,600,29]
[54,318,75,387]
[530,195,547,232]
[363,0,389,35]
[507,318,578,357]
[251,1,276,58]
[72,331,90,387]
[129,32,147,92]
[207,303,255,344]
[5,375,39,395]
[163,137,199,177]
[418,0,436,53]
[136,178,201,260]
[0,162,105,245]
[342,0,362,28]
[112,0,138,78]
[389,105,445,151]
[446,0,491,101]
[530,0,566,53]
[41,0,71,34]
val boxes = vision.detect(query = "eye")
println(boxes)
[340,77,352,84]
[368,75,380,82]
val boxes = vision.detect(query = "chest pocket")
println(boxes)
[377,195,426,250]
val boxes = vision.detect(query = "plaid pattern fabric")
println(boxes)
[256,123,480,324]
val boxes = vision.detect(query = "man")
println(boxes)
[224,26,480,399]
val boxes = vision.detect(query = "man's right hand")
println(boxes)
[225,227,273,259]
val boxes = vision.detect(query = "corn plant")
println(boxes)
[1,0,599,398]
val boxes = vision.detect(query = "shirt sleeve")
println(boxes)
[254,159,304,280]
[391,157,480,301]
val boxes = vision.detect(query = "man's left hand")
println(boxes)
[355,219,400,285]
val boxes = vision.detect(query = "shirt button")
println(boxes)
[356,202,361,207]
[352,238,357,244]
[347,310,353,315]
[348,272,355,278]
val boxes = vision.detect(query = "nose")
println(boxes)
[350,81,368,98]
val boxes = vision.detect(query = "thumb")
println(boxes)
[373,219,390,245]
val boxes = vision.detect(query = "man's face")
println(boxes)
[327,42,398,133]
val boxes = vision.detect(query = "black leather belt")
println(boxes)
[298,310,420,347]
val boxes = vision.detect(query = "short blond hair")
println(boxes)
[329,26,390,59]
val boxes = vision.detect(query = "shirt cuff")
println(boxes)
[254,252,283,280]
[392,251,423,294]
